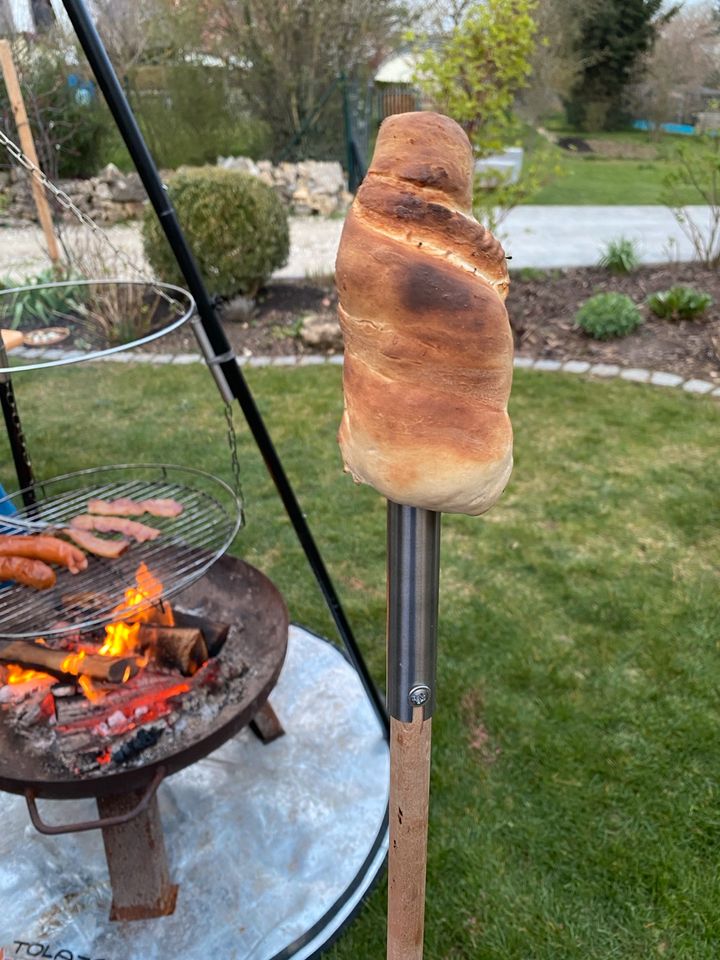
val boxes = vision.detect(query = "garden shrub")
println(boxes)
[128,65,272,169]
[142,167,289,299]
[575,292,644,340]
[0,44,112,180]
[646,286,713,321]
[598,237,640,274]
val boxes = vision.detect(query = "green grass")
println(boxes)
[528,131,708,206]
[3,363,720,958]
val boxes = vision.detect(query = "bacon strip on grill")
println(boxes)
[0,535,88,573]
[88,497,184,518]
[65,529,131,559]
[88,498,143,517]
[71,514,161,543]
[138,498,184,518]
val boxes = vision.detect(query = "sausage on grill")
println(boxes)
[0,556,56,589]
[0,535,88,574]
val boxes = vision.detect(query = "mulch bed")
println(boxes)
[510,262,720,384]
[147,263,720,386]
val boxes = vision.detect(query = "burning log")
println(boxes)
[172,611,232,657]
[136,624,208,675]
[0,641,141,683]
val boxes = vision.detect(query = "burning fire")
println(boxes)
[5,663,49,685]
[3,563,172,700]
[100,562,172,658]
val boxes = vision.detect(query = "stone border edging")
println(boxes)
[10,347,720,398]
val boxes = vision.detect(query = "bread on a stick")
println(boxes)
[335,111,513,515]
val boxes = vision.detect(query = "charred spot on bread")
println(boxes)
[402,262,474,315]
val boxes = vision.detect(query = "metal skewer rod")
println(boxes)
[386,502,441,960]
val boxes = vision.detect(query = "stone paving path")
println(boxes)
[0,205,713,280]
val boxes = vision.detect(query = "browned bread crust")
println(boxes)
[335,111,513,515]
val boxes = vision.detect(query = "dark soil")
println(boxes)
[148,263,720,385]
[509,262,720,384]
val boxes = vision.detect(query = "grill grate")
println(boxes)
[0,464,242,640]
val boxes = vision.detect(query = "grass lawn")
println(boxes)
[2,362,720,958]
[527,131,708,206]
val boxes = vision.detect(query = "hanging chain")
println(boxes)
[224,401,245,519]
[0,128,177,309]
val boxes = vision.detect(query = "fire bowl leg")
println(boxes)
[249,699,285,743]
[97,788,178,921]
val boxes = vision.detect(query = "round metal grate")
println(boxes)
[0,464,243,639]
[0,279,195,374]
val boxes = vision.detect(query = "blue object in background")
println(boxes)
[67,73,96,106]
[633,120,696,136]
[0,482,17,584]
[0,482,16,517]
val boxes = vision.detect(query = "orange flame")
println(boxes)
[99,562,169,658]
[5,663,51,684]
[78,674,103,702]
[60,650,86,675]
[3,564,172,702]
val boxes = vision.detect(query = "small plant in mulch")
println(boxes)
[598,236,640,274]
[646,286,714,322]
[575,292,644,340]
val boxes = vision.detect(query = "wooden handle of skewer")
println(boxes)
[388,709,432,960]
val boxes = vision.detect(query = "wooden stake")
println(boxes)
[387,709,432,960]
[0,39,61,264]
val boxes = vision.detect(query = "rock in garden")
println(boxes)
[300,313,344,351]
[221,295,256,323]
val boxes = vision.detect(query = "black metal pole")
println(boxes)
[0,344,35,505]
[61,0,387,737]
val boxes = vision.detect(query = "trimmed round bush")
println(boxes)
[142,166,289,299]
[575,292,644,340]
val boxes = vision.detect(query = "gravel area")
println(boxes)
[0,217,343,283]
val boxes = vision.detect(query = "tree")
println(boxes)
[565,0,679,130]
[413,0,538,157]
[411,0,550,234]
[202,0,406,160]
[632,2,720,128]
[520,0,583,120]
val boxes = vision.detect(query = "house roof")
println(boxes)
[374,52,419,85]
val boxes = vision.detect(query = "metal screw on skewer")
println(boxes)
[408,685,431,707]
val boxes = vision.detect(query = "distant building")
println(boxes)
[373,52,421,119]
[0,0,70,34]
